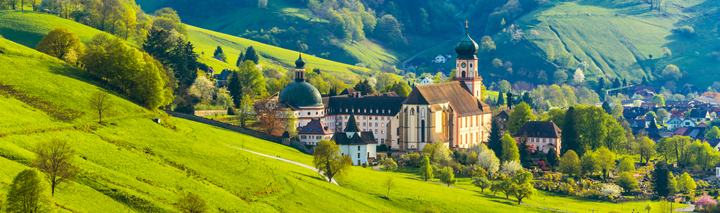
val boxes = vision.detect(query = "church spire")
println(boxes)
[294,53,306,82]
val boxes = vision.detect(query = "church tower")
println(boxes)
[453,21,483,100]
[295,53,306,82]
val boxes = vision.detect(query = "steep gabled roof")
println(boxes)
[344,114,361,132]
[513,121,562,138]
[402,81,489,116]
[331,131,376,145]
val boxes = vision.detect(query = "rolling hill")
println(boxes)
[136,0,402,71]
[0,10,377,82]
[420,0,720,89]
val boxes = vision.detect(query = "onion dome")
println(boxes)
[455,21,479,59]
[278,81,323,107]
[295,54,306,68]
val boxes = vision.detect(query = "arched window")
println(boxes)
[462,71,466,77]
[411,108,415,115]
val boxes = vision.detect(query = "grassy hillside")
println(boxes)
[0,10,378,82]
[137,0,401,70]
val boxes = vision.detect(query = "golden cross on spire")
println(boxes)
[465,20,469,29]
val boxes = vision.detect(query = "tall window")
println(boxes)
[421,120,426,142]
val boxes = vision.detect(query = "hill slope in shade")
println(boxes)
[419,0,720,88]
[0,10,376,82]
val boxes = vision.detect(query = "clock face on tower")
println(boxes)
[461,62,467,68]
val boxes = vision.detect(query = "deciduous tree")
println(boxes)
[506,102,534,135]
[88,91,113,124]
[636,137,656,164]
[472,177,491,193]
[313,140,352,182]
[616,172,638,192]
[35,27,84,62]
[175,192,209,213]
[559,150,581,178]
[508,170,536,204]
[501,134,520,163]
[439,167,456,186]
[677,172,696,193]
[33,139,77,196]
[5,169,54,213]
[419,154,434,181]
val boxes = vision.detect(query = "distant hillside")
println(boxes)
[420,0,720,89]
[135,0,465,70]
[0,10,377,82]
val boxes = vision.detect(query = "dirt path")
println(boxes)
[673,205,695,212]
[225,144,339,186]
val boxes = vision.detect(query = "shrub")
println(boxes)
[673,26,695,37]
[362,162,368,168]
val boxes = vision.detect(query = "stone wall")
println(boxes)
[194,109,227,117]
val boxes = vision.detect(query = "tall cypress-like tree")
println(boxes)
[546,147,558,168]
[522,92,533,108]
[244,46,260,64]
[227,70,242,108]
[653,161,671,197]
[561,107,580,156]
[506,92,514,110]
[518,135,530,166]
[489,119,503,159]
[613,78,622,88]
[497,93,505,106]
[602,101,612,113]
[214,46,223,57]
[598,77,606,92]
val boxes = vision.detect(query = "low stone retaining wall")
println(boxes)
[194,109,227,117]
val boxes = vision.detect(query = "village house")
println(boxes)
[689,108,711,122]
[513,121,562,155]
[433,55,447,63]
[418,77,434,85]
[493,110,511,131]
[331,114,377,166]
[298,119,333,146]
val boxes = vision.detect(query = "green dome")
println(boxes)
[278,81,323,107]
[295,54,306,68]
[455,31,478,59]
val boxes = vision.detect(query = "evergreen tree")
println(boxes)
[522,92,533,109]
[561,107,580,156]
[170,38,199,90]
[518,135,530,166]
[227,70,242,108]
[602,101,612,113]
[613,78,622,88]
[642,76,650,85]
[489,119,504,160]
[623,78,629,86]
[244,46,260,64]
[497,93,505,106]
[214,46,223,57]
[354,79,376,95]
[236,52,245,67]
[143,26,172,64]
[506,92,514,110]
[653,161,671,197]
[546,147,559,168]
[598,77,605,91]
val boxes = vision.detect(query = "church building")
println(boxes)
[274,22,491,153]
[387,24,492,151]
